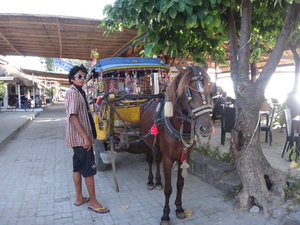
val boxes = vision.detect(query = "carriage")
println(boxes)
[87,57,213,224]
[87,57,170,190]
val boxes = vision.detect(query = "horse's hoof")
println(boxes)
[155,184,163,190]
[176,211,185,219]
[160,219,170,225]
[147,184,154,190]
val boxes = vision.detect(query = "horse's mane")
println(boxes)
[166,65,211,103]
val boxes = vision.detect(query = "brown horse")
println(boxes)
[140,65,213,225]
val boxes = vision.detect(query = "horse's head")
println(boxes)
[167,65,213,137]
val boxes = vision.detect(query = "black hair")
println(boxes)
[68,64,87,84]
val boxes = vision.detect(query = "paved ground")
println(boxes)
[0,103,299,225]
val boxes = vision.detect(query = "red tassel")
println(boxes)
[180,150,186,163]
[211,126,215,135]
[150,124,158,135]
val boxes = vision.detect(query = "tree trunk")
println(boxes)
[230,87,286,216]
[228,1,299,216]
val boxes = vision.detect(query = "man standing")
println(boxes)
[65,65,109,214]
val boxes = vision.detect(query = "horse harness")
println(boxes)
[155,66,212,149]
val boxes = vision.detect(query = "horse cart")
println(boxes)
[87,57,213,224]
[87,57,170,191]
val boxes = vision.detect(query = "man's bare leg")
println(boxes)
[73,172,88,205]
[85,176,109,212]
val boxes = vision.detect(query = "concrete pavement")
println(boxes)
[0,103,299,225]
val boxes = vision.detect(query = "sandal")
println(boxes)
[74,197,90,206]
[88,206,110,214]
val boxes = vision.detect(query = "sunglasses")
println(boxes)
[74,74,87,80]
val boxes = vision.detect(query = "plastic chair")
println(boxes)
[221,107,235,146]
[282,108,292,158]
[281,108,300,159]
[260,105,278,146]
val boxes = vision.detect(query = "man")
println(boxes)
[65,65,109,214]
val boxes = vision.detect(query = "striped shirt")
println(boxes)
[65,84,94,147]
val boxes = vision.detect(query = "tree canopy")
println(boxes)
[102,0,292,65]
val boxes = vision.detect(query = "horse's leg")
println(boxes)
[155,150,163,190]
[146,151,154,190]
[175,162,185,219]
[161,157,172,225]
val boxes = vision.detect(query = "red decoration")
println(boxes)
[180,150,186,163]
[150,124,158,135]
[96,96,102,105]
[211,126,215,135]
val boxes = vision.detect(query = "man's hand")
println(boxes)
[83,135,92,151]
[70,114,92,150]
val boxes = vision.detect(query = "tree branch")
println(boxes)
[227,3,239,90]
[255,3,300,92]
[238,0,251,81]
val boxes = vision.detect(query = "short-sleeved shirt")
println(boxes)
[65,84,94,147]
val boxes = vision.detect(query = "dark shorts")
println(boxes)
[72,146,96,177]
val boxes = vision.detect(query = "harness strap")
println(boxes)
[180,120,195,148]
[191,104,212,114]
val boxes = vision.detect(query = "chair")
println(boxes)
[221,107,235,146]
[260,104,278,146]
[281,109,300,158]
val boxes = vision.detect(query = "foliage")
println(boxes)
[44,87,55,97]
[102,0,289,65]
[0,81,5,99]
[194,143,234,165]
[273,103,287,128]
[40,58,54,71]
[286,172,300,205]
[102,0,230,64]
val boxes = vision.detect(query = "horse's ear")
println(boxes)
[172,61,185,75]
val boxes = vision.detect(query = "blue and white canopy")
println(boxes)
[94,57,169,74]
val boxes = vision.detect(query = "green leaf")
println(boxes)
[291,153,296,160]
[177,2,185,12]
[148,30,159,42]
[294,0,300,3]
[213,16,221,28]
[145,2,154,13]
[169,7,177,19]
[186,15,197,28]
[223,0,230,7]
[144,43,153,57]
[205,15,214,25]
[185,0,198,6]
[210,0,216,5]
[137,26,143,36]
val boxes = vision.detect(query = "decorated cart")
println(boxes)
[86,57,170,191]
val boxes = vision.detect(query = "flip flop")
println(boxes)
[88,206,110,214]
[74,197,90,206]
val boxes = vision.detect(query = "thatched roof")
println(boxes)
[0,14,138,60]
[0,64,32,85]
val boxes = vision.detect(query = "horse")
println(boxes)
[140,65,213,225]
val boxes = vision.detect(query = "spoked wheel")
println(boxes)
[94,140,107,171]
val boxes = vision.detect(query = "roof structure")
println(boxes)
[0,64,33,85]
[0,14,138,60]
[21,69,69,86]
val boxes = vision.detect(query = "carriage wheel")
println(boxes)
[94,140,107,171]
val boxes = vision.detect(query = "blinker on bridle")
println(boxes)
[186,76,207,105]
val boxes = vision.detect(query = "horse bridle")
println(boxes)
[185,66,212,118]
[164,66,212,148]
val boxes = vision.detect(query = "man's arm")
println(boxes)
[69,114,92,150]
